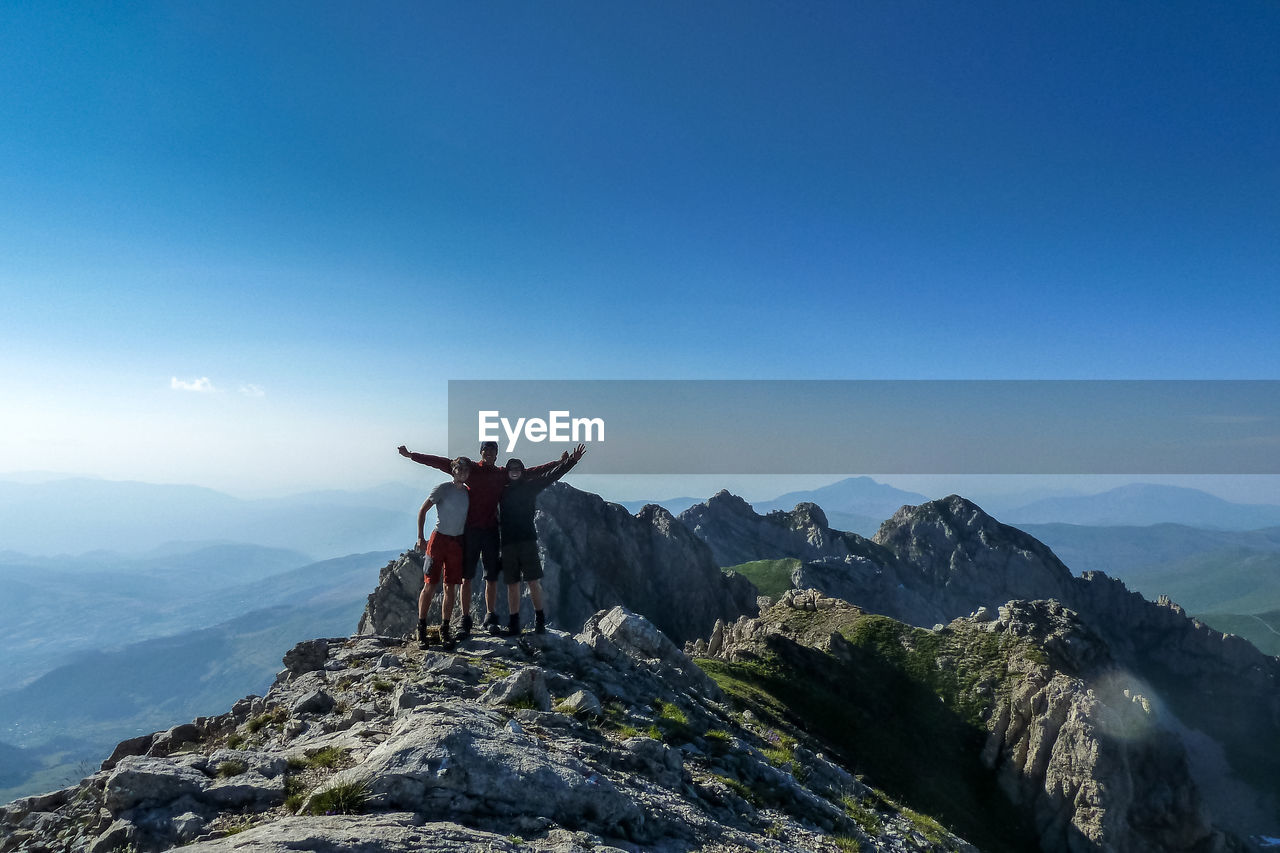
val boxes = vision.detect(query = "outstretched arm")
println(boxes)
[416,498,435,553]
[528,444,586,490]
[523,444,586,480]
[399,445,451,474]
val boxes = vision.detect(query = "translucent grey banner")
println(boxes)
[446,380,1280,474]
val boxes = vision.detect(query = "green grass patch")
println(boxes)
[372,679,394,693]
[654,699,687,725]
[307,780,369,815]
[842,793,882,835]
[224,733,245,750]
[603,701,645,739]
[703,728,733,755]
[722,558,800,600]
[245,707,287,734]
[283,775,307,813]
[902,806,949,845]
[215,759,247,778]
[651,699,694,741]
[302,746,349,769]
[714,773,759,806]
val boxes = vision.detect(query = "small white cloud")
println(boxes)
[239,384,266,398]
[171,376,217,393]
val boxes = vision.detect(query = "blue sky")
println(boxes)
[2,1,1278,498]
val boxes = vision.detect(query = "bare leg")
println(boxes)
[528,579,544,611]
[459,578,472,622]
[441,584,458,626]
[419,581,439,619]
[485,579,500,615]
[507,582,521,615]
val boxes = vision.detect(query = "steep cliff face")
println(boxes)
[360,484,758,646]
[0,610,975,853]
[700,591,1245,853]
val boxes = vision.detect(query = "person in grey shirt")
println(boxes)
[415,456,471,647]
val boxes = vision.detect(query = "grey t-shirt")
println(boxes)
[428,482,470,537]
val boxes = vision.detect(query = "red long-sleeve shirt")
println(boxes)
[405,452,559,529]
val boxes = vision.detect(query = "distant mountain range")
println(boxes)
[751,476,928,518]
[1001,483,1280,529]
[621,479,1280,533]
[7,476,1280,560]
[0,477,430,558]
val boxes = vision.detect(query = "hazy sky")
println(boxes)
[2,2,1278,498]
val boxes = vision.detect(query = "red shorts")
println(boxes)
[424,531,464,585]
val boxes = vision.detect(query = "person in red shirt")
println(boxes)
[397,440,561,636]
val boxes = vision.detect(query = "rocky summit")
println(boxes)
[1,607,975,853]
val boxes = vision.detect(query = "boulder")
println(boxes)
[283,639,330,674]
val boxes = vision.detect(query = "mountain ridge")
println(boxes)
[6,486,1279,851]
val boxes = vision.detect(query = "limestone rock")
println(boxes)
[283,639,330,674]
[558,689,603,719]
[103,756,210,814]
[479,666,552,711]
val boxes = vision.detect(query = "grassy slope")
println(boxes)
[722,558,801,600]
[696,606,1040,852]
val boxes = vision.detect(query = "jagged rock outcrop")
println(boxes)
[872,496,1079,616]
[703,590,1247,853]
[360,484,758,645]
[679,491,883,567]
[681,492,1280,841]
[2,610,974,853]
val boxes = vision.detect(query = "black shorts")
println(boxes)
[463,525,502,582]
[501,539,543,584]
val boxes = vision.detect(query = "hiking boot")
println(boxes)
[439,621,456,648]
[416,618,428,646]
[483,611,502,636]
[534,610,546,635]
[459,613,473,638]
[507,614,521,636]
